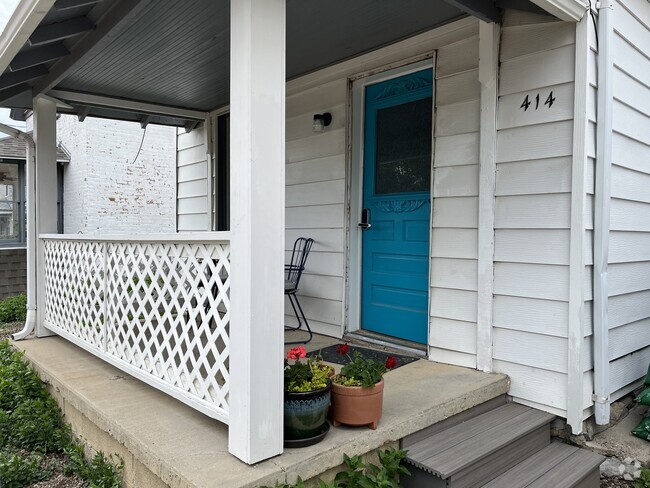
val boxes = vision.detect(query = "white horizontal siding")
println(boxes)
[492,12,577,418]
[177,125,209,232]
[605,0,650,401]
[429,32,480,367]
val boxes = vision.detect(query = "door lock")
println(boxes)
[358,208,371,229]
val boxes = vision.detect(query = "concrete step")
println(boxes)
[403,403,556,488]
[480,441,605,488]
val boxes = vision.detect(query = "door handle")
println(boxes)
[358,208,371,229]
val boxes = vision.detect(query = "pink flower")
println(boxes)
[385,356,397,369]
[337,343,349,355]
[287,346,307,360]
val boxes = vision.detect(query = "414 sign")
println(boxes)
[520,91,556,111]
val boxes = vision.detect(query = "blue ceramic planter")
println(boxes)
[284,382,331,440]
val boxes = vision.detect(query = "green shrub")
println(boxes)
[0,339,122,487]
[0,294,27,324]
[64,443,123,488]
[0,449,52,488]
[636,467,650,488]
[8,398,71,452]
[265,447,409,488]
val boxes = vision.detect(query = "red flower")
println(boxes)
[385,356,397,369]
[287,346,307,360]
[336,343,349,355]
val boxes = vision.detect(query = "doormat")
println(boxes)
[307,344,419,370]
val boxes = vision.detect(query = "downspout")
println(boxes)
[0,123,37,340]
[593,0,613,425]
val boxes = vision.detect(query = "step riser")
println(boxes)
[401,465,447,488]
[573,468,600,488]
[450,425,550,488]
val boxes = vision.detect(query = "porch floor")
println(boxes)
[13,335,509,488]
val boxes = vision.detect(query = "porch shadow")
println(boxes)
[14,336,509,488]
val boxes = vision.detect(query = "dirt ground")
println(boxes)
[0,320,22,340]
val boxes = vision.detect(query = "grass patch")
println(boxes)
[0,340,123,487]
[0,294,26,325]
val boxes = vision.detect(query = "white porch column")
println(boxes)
[228,0,286,464]
[33,96,58,338]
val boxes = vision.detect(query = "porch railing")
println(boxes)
[39,233,231,423]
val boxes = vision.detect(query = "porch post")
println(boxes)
[32,96,58,338]
[476,22,499,372]
[228,0,285,464]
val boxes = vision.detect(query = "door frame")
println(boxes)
[346,56,436,351]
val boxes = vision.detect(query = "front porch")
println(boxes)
[14,334,509,488]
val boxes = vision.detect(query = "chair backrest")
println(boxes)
[285,237,314,287]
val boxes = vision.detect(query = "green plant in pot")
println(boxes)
[284,346,332,445]
[331,344,396,430]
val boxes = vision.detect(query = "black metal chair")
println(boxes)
[284,237,314,344]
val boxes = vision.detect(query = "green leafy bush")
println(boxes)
[0,339,122,487]
[0,449,51,488]
[64,443,123,488]
[265,447,409,488]
[0,294,27,324]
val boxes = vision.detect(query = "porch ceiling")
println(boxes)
[0,0,549,126]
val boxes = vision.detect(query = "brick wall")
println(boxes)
[57,115,177,235]
[0,247,26,299]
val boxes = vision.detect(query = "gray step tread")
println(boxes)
[406,403,555,478]
[481,442,604,488]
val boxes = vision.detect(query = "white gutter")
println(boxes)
[0,123,37,340]
[0,0,55,75]
[593,0,613,425]
[530,0,588,21]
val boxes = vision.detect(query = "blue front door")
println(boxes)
[360,69,433,344]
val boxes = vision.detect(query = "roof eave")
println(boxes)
[530,0,588,21]
[0,0,56,76]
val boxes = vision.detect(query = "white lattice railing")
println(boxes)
[39,233,231,423]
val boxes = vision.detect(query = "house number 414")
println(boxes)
[520,91,556,111]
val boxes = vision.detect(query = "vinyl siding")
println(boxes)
[428,31,480,368]
[606,0,650,399]
[177,125,210,231]
[492,11,577,416]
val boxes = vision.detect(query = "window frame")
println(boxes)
[0,158,26,248]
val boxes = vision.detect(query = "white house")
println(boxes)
[0,0,648,467]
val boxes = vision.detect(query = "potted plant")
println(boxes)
[284,346,332,446]
[331,344,397,430]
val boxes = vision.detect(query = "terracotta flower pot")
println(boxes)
[331,379,384,430]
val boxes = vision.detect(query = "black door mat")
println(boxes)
[307,344,419,370]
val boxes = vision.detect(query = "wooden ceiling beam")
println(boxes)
[0,84,32,105]
[0,65,48,91]
[33,0,148,96]
[29,17,95,46]
[9,43,69,71]
[442,0,501,23]
[54,0,102,10]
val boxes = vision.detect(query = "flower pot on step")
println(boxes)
[331,379,384,430]
[284,381,331,441]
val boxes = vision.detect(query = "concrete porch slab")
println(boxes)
[14,337,509,488]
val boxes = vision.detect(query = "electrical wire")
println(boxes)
[129,125,147,165]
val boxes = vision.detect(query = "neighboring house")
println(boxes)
[54,114,176,235]
[0,115,176,298]
[0,133,68,298]
[0,0,647,467]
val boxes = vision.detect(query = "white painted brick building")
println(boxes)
[56,115,176,234]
